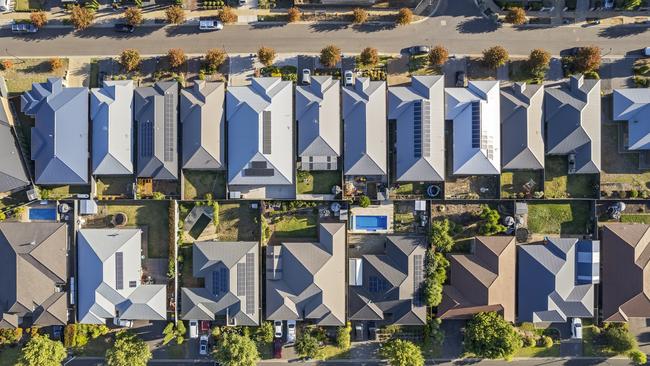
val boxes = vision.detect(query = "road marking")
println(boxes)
[440,20,446,26]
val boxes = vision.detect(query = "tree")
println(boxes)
[320,44,341,69]
[287,7,301,22]
[168,48,186,68]
[70,5,95,30]
[123,7,143,26]
[50,57,64,71]
[505,7,526,25]
[464,312,520,360]
[527,48,551,79]
[482,46,509,69]
[1,60,13,71]
[477,206,506,235]
[629,350,647,365]
[574,46,601,73]
[395,8,413,25]
[257,46,276,67]
[213,332,259,366]
[119,49,141,72]
[205,48,227,71]
[0,328,22,345]
[295,333,321,360]
[352,8,368,24]
[256,322,274,344]
[30,11,47,28]
[336,322,352,350]
[428,45,449,66]
[358,195,371,208]
[541,336,553,348]
[423,250,448,307]
[359,47,379,67]
[17,335,65,366]
[219,6,238,24]
[603,323,636,354]
[165,5,185,25]
[379,339,424,366]
[623,0,642,10]
[106,331,152,366]
[430,219,454,252]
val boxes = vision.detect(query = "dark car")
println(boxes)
[273,339,282,359]
[51,325,63,341]
[114,23,135,33]
[455,71,467,87]
[405,45,431,55]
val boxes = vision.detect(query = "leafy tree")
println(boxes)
[162,322,176,345]
[168,48,187,68]
[49,57,64,71]
[603,323,636,354]
[359,47,379,67]
[522,336,535,348]
[336,322,352,350]
[205,48,227,71]
[423,316,444,347]
[430,219,454,252]
[482,46,509,69]
[527,48,551,79]
[358,195,371,208]
[17,334,66,366]
[124,7,143,26]
[428,45,449,66]
[505,7,526,25]
[176,321,186,345]
[70,5,95,30]
[295,333,321,360]
[379,339,424,366]
[629,350,647,365]
[256,321,274,344]
[574,46,601,73]
[320,45,341,69]
[257,46,276,67]
[623,0,642,10]
[477,206,506,235]
[0,328,22,345]
[352,8,368,24]
[213,332,259,366]
[30,11,47,28]
[119,49,141,72]
[219,6,237,24]
[165,5,185,25]
[287,7,301,22]
[464,312,520,360]
[395,8,412,25]
[106,331,152,366]
[423,250,448,307]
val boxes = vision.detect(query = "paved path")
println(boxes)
[66,57,91,87]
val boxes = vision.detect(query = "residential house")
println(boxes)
[296,76,341,171]
[180,81,225,170]
[226,77,294,199]
[445,80,500,175]
[545,75,600,174]
[613,88,650,153]
[0,96,30,193]
[22,78,89,185]
[90,80,134,176]
[388,75,445,182]
[0,222,68,328]
[266,223,346,326]
[501,83,545,170]
[134,81,179,180]
[438,236,516,322]
[518,238,600,323]
[77,228,167,324]
[348,235,427,326]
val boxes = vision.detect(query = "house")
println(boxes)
[545,75,600,174]
[348,235,427,326]
[438,236,516,322]
[77,228,167,324]
[518,238,600,323]
[226,77,294,199]
[501,83,545,170]
[0,222,68,328]
[613,88,650,151]
[601,223,650,321]
[180,81,225,170]
[445,80,500,175]
[342,78,387,178]
[296,76,341,171]
[0,96,30,193]
[388,75,445,182]
[22,78,89,185]
[266,223,346,326]
[134,81,179,180]
[180,241,259,326]
[90,80,134,176]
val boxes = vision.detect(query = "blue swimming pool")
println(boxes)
[353,215,388,231]
[29,208,57,221]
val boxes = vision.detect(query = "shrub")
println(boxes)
[430,219,454,252]
[352,8,368,24]
[119,49,141,72]
[336,322,351,350]
[603,323,636,354]
[257,46,276,67]
[505,7,526,25]
[287,7,301,22]
[629,350,647,365]
[165,5,185,24]
[295,333,321,360]
[168,48,186,69]
[219,6,237,24]
[358,195,371,208]
[623,0,642,10]
[1,60,13,71]
[423,250,449,307]
[320,44,341,69]
[49,57,64,71]
[482,45,509,69]
[395,7,413,25]
[205,48,227,71]
[359,47,379,67]
[464,312,520,359]
[630,189,639,198]
[70,5,95,30]
[428,45,449,66]
[528,48,551,79]
[477,206,506,235]
[574,46,601,73]
[522,336,536,348]
[124,7,143,26]
[584,70,600,79]
[30,11,47,28]
[541,336,553,348]
[380,339,424,366]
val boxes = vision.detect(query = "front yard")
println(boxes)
[296,170,341,195]
[544,156,599,199]
[0,58,68,94]
[527,201,592,236]
[183,170,226,200]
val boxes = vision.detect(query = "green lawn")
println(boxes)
[0,347,20,365]
[183,170,226,200]
[96,176,134,198]
[544,155,599,198]
[392,182,429,197]
[527,202,591,235]
[621,214,650,224]
[0,58,68,94]
[215,203,259,242]
[40,185,90,199]
[320,345,350,360]
[500,170,543,198]
[272,215,317,238]
[296,170,340,195]
[75,334,114,356]
[102,202,170,258]
[583,325,618,357]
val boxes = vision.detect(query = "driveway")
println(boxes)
[440,319,464,359]
[600,56,635,94]
[442,57,467,87]
[629,317,650,354]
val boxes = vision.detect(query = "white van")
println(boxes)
[199,20,223,31]
[189,320,198,339]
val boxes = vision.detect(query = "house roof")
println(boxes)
[22,78,89,185]
[0,222,68,328]
[0,97,30,193]
[180,241,259,325]
[134,81,179,180]
[296,76,341,158]
[602,223,650,321]
[342,78,387,177]
[90,80,134,175]
[181,81,225,170]
[612,88,650,151]
[348,235,427,326]
[77,229,166,323]
[388,75,445,182]
[501,83,545,170]
[438,236,516,321]
[545,75,601,174]
[266,223,346,325]
[518,238,599,323]
[226,77,294,186]
[445,81,501,175]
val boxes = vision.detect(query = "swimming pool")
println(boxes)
[353,215,388,231]
[29,208,57,221]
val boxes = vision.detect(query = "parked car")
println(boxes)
[344,70,355,86]
[455,71,467,87]
[11,23,38,33]
[113,317,133,328]
[273,339,283,358]
[302,69,311,84]
[644,47,650,57]
[51,325,63,342]
[114,23,135,33]
[199,335,209,356]
[405,45,430,55]
[286,320,296,344]
[274,320,283,339]
[199,20,224,31]
[571,318,582,339]
[189,320,198,339]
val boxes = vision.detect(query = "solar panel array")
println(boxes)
[236,263,246,296]
[212,267,229,296]
[413,101,422,158]
[163,93,175,162]
[140,121,154,158]
[262,111,272,155]
[413,100,432,159]
[421,100,431,158]
[471,101,481,149]
[245,253,255,314]
[115,252,124,290]
[368,276,389,293]
[413,255,424,306]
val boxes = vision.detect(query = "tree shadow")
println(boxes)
[2,27,73,41]
[249,22,287,29]
[350,22,395,33]
[455,17,499,34]
[308,22,351,32]
[598,23,648,38]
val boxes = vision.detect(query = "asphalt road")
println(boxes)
[2,0,650,57]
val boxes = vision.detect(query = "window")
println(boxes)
[129,281,137,288]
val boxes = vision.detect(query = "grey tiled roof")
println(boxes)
[613,88,650,151]
[296,76,341,158]
[501,83,545,170]
[0,97,30,193]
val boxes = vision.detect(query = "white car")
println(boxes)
[188,320,198,339]
[604,0,614,8]
[199,20,224,31]
[644,47,650,57]
[274,320,283,339]
[344,70,354,86]
[199,335,209,355]
[286,320,296,344]
[571,318,582,339]
[302,69,311,84]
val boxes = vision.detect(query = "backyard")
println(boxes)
[544,156,599,199]
[500,170,544,198]
[391,182,440,199]
[96,176,134,199]
[39,184,90,200]
[183,170,226,200]
[180,202,259,243]
[600,122,650,198]
[527,202,592,236]
[394,201,417,233]
[0,58,68,94]
[263,201,321,244]
[296,170,341,195]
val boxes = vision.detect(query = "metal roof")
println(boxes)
[613,88,650,151]
[0,97,30,192]
[296,76,341,159]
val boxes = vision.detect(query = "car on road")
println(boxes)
[199,335,209,356]
[571,318,582,339]
[189,320,198,339]
[199,20,224,31]
[302,68,311,84]
[455,71,467,87]
[286,320,296,344]
[344,70,355,86]
[404,45,430,56]
[11,23,38,33]
[274,320,283,339]
[273,339,283,358]
[114,23,135,33]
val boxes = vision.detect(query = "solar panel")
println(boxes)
[163,93,175,162]
[368,276,378,293]
[140,121,154,158]
[413,255,424,306]
[243,168,275,177]
[245,253,255,314]
[471,101,481,149]
[237,263,246,296]
[421,100,431,158]
[115,252,124,290]
[250,161,267,169]
[262,111,272,155]
[212,271,220,295]
[413,101,422,158]
[220,267,229,293]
